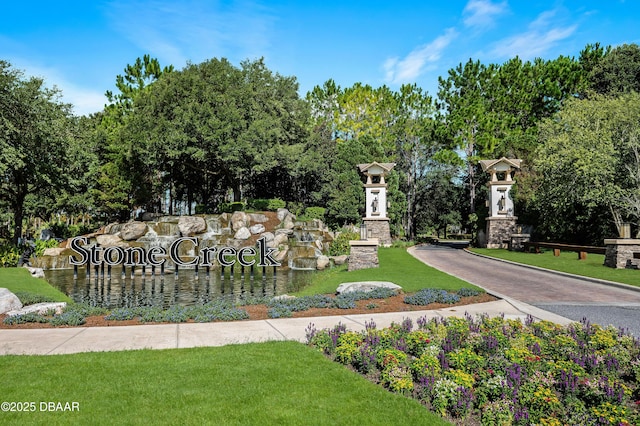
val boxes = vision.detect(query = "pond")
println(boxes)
[44,266,316,309]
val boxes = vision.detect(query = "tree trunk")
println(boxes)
[12,200,24,246]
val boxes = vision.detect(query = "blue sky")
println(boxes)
[1,0,638,116]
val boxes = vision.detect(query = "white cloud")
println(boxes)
[490,9,577,60]
[105,0,276,67]
[7,60,106,116]
[463,0,508,29]
[384,28,458,84]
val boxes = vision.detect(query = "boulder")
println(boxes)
[331,255,349,265]
[249,224,266,234]
[281,214,296,230]
[96,234,126,247]
[178,216,207,236]
[260,232,276,247]
[42,247,67,257]
[120,221,148,241]
[25,266,45,278]
[274,247,288,263]
[6,302,67,317]
[273,232,290,246]
[0,288,22,314]
[335,281,402,295]
[231,211,249,231]
[234,226,252,240]
[249,213,268,223]
[276,208,290,222]
[316,255,330,270]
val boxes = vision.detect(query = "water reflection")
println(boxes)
[45,267,314,309]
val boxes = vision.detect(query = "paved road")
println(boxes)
[409,245,640,337]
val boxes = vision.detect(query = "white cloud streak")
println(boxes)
[105,0,276,67]
[463,0,508,29]
[384,28,458,84]
[490,9,577,60]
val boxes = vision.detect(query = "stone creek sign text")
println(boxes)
[68,236,281,268]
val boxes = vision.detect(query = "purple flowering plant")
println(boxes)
[307,314,640,425]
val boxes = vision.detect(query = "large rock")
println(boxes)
[273,232,290,246]
[261,232,275,245]
[234,226,252,240]
[42,247,67,257]
[178,216,206,236]
[316,255,330,270]
[96,234,126,247]
[276,208,290,222]
[335,281,402,295]
[331,255,349,265]
[249,213,268,223]
[6,302,67,317]
[249,224,266,234]
[231,211,249,231]
[281,214,296,230]
[120,221,149,241]
[0,288,22,314]
[25,266,45,278]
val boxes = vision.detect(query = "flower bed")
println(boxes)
[306,314,640,425]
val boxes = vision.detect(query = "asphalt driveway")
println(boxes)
[409,245,640,337]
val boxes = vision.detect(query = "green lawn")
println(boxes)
[0,267,71,303]
[0,341,446,426]
[295,247,480,296]
[470,248,640,287]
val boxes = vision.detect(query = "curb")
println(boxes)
[464,248,640,295]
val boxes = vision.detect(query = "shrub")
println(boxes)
[0,243,20,267]
[307,314,640,425]
[404,289,461,305]
[267,198,286,211]
[303,207,326,221]
[329,228,360,256]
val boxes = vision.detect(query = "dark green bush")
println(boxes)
[267,198,286,211]
[304,207,326,221]
[329,228,360,256]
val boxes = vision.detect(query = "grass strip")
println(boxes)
[0,341,446,425]
[295,247,480,296]
[470,248,640,287]
[0,267,72,303]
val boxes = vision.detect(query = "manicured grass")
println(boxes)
[295,247,480,296]
[0,341,446,426]
[470,248,640,288]
[0,267,71,303]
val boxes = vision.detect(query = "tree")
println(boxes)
[94,55,174,220]
[0,61,73,243]
[437,59,499,215]
[535,93,640,243]
[128,57,312,212]
[589,43,640,95]
[392,84,438,239]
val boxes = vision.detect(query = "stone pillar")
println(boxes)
[363,219,392,247]
[485,217,517,249]
[348,239,379,271]
[604,239,640,269]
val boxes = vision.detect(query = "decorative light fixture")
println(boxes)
[360,222,367,240]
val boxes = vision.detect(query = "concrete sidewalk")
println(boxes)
[0,298,572,355]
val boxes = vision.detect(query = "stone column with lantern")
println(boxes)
[479,158,525,249]
[358,161,395,247]
[347,162,395,271]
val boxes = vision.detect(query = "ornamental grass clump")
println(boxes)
[307,315,640,425]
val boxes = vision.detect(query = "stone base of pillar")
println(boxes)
[363,218,392,247]
[348,239,379,271]
[604,239,640,269]
[485,217,517,249]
